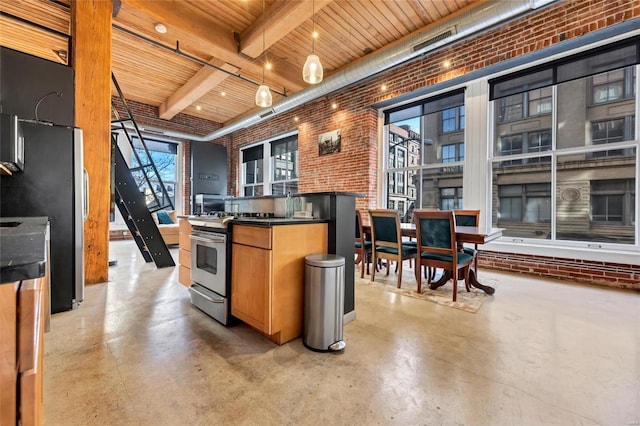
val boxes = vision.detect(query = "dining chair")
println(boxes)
[413,210,474,301]
[454,209,480,275]
[368,209,418,289]
[355,209,373,278]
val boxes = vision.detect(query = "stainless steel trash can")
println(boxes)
[304,254,346,352]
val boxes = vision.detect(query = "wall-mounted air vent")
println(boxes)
[259,108,275,119]
[412,27,457,53]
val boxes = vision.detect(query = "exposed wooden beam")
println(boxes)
[240,0,333,59]
[71,0,112,284]
[119,0,304,92]
[159,61,239,120]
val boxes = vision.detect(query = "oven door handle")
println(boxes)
[191,234,225,244]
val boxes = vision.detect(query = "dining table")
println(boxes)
[362,223,504,295]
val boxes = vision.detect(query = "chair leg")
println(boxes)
[397,258,402,288]
[360,252,365,278]
[416,261,422,293]
[427,267,436,282]
[464,266,471,296]
[452,272,457,302]
[366,252,371,275]
[474,254,478,277]
[385,260,390,276]
[371,253,376,282]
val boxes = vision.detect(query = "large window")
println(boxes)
[241,134,298,196]
[271,136,298,195]
[491,40,638,245]
[384,89,465,220]
[130,137,177,209]
[241,145,264,197]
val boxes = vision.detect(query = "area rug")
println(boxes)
[355,268,498,313]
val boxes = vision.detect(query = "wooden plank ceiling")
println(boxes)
[1,0,479,127]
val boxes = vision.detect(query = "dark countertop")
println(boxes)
[231,217,328,226]
[231,191,366,200]
[0,216,48,283]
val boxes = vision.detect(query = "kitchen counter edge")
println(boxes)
[0,216,48,284]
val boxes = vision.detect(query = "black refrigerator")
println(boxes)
[0,119,86,313]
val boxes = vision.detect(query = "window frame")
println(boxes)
[240,131,299,196]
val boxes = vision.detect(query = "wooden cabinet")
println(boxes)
[178,219,192,287]
[0,275,46,426]
[0,282,19,425]
[231,223,327,345]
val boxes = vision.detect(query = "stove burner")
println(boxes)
[236,212,275,218]
[193,211,276,220]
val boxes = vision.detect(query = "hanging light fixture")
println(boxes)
[303,0,323,84]
[256,0,273,107]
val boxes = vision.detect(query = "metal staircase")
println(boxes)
[111,72,175,268]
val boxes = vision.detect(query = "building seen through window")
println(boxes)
[491,42,637,245]
[384,90,466,222]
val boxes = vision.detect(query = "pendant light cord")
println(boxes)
[262,0,266,83]
[312,0,315,53]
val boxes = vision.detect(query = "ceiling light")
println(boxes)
[154,23,167,34]
[381,84,387,91]
[332,102,337,109]
[196,105,202,111]
[255,84,272,108]
[303,0,323,84]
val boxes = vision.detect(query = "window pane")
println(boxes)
[557,150,636,244]
[417,167,463,210]
[492,157,551,239]
[558,65,635,150]
[388,119,421,168]
[385,91,464,220]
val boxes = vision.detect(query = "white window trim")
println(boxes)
[240,130,298,196]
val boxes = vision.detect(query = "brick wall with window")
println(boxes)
[220,0,639,289]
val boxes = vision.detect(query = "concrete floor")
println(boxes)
[44,241,640,425]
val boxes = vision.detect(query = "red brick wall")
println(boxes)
[478,251,639,290]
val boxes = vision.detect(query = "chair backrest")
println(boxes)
[414,209,456,255]
[355,209,364,242]
[368,209,402,249]
[454,209,480,227]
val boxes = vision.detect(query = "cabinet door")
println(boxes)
[231,243,272,333]
[0,283,19,426]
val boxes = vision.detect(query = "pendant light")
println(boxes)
[303,0,323,84]
[255,0,272,107]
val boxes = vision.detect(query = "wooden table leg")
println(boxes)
[468,268,495,295]
[429,268,495,295]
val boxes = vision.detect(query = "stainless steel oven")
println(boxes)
[188,221,231,325]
